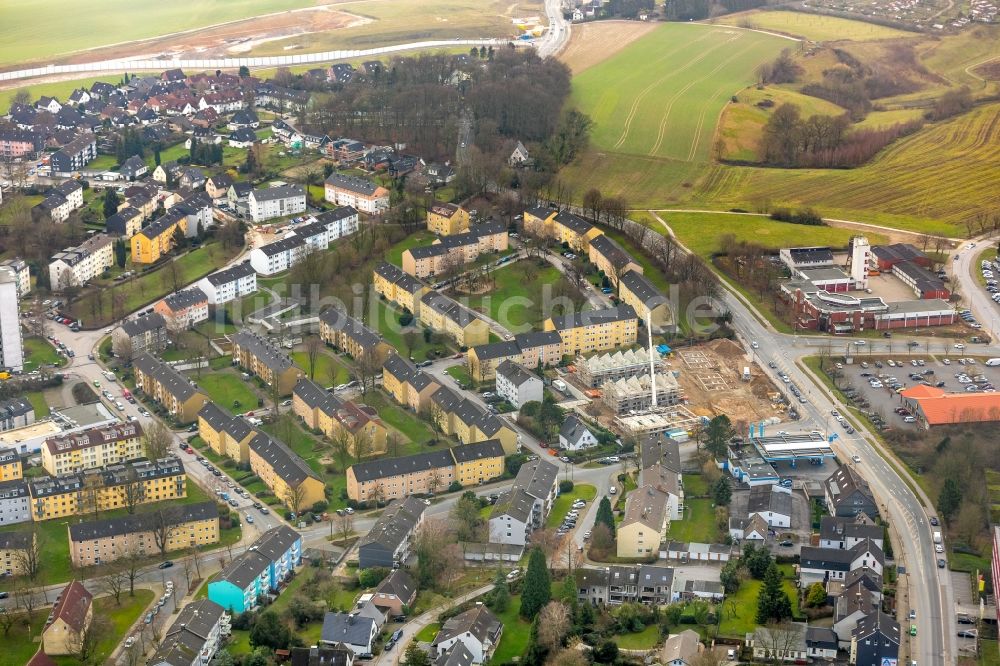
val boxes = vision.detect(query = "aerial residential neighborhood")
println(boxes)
[0,0,996,664]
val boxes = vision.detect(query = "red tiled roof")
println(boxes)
[48,580,93,633]
[903,386,1000,425]
[26,651,57,666]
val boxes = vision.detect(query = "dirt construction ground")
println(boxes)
[557,20,658,74]
[667,338,787,424]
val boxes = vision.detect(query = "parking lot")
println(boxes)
[831,354,1000,431]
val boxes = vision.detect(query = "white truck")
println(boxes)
[933,530,942,544]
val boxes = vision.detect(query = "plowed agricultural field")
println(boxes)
[570,23,792,162]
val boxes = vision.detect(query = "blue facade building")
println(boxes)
[208,525,302,613]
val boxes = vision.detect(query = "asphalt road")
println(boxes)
[535,0,570,59]
[953,237,1000,342]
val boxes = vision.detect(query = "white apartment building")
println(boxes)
[0,259,31,297]
[495,360,542,409]
[197,262,258,305]
[295,207,360,251]
[324,174,390,214]
[0,268,23,372]
[249,235,307,276]
[248,184,306,223]
[48,233,115,290]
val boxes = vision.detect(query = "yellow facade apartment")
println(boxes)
[373,262,430,315]
[0,446,22,482]
[198,402,257,463]
[68,501,219,567]
[618,270,672,331]
[133,353,210,423]
[319,307,391,361]
[28,457,187,521]
[429,385,519,454]
[247,431,326,511]
[346,440,504,502]
[523,207,604,253]
[382,354,442,413]
[130,209,187,264]
[231,330,305,396]
[466,330,564,382]
[588,234,642,285]
[418,290,490,348]
[0,530,34,576]
[292,378,388,458]
[41,422,145,475]
[426,203,471,235]
[402,221,508,279]
[543,304,638,357]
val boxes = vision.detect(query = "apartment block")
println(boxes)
[247,432,326,511]
[133,353,210,423]
[197,261,258,305]
[231,330,304,395]
[48,233,114,290]
[319,307,389,361]
[373,262,430,315]
[41,421,145,475]
[418,290,490,348]
[543,304,638,357]
[426,203,471,236]
[292,378,388,458]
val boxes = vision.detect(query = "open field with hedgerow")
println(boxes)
[571,23,792,162]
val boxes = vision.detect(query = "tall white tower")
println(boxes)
[848,236,871,290]
[0,267,24,372]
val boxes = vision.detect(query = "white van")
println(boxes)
[552,379,567,391]
[986,358,1000,367]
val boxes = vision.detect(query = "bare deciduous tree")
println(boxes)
[142,420,173,460]
[537,601,571,651]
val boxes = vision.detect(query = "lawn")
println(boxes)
[461,261,580,332]
[226,569,322,654]
[633,210,886,259]
[70,241,242,327]
[571,23,788,162]
[415,622,441,643]
[682,473,709,498]
[717,575,798,638]
[22,335,64,371]
[25,391,50,418]
[546,484,597,528]
[0,75,122,111]
[291,350,350,386]
[51,590,155,666]
[194,370,260,413]
[491,596,532,664]
[716,10,914,41]
[371,299,449,362]
[612,624,661,649]
[261,418,349,509]
[361,391,437,452]
[665,498,718,544]
[387,230,437,266]
[446,364,473,387]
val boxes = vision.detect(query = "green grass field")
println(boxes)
[491,596,532,664]
[665,498,718,543]
[716,10,914,41]
[360,390,437,452]
[635,210,887,258]
[291,350,351,386]
[387,230,437,266]
[195,370,260,412]
[572,24,789,162]
[0,0,323,66]
[718,574,799,637]
[371,299,449,362]
[461,261,579,332]
[612,624,661,649]
[22,336,64,371]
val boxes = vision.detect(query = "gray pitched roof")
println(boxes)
[350,449,453,483]
[559,414,592,443]
[133,353,203,401]
[0,530,33,551]
[248,432,321,486]
[321,612,377,647]
[320,308,381,351]
[163,287,208,311]
[589,234,635,271]
[374,569,417,605]
[432,605,501,647]
[197,402,254,443]
[512,459,558,501]
[358,497,427,552]
[548,304,636,331]
[435,642,475,666]
[251,183,304,202]
[489,487,534,523]
[232,330,297,373]
[68,502,218,542]
[496,360,537,387]
[204,261,255,286]
[619,270,669,310]
[324,173,382,196]
[120,313,166,338]
[747,485,792,518]
[450,440,505,464]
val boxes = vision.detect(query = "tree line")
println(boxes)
[759,102,924,168]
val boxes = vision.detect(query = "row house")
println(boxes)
[247,432,326,511]
[430,385,519,453]
[346,440,504,504]
[418,290,490,348]
[543,304,639,357]
[133,353,210,423]
[197,402,258,464]
[319,307,389,361]
[324,173,390,214]
[372,262,430,315]
[576,564,675,606]
[401,221,508,279]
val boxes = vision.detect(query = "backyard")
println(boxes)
[490,595,532,664]
[717,566,800,638]
[460,260,582,332]
[291,350,351,386]
[372,298,450,362]
[546,484,597,528]
[665,498,719,544]
[360,390,437,454]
